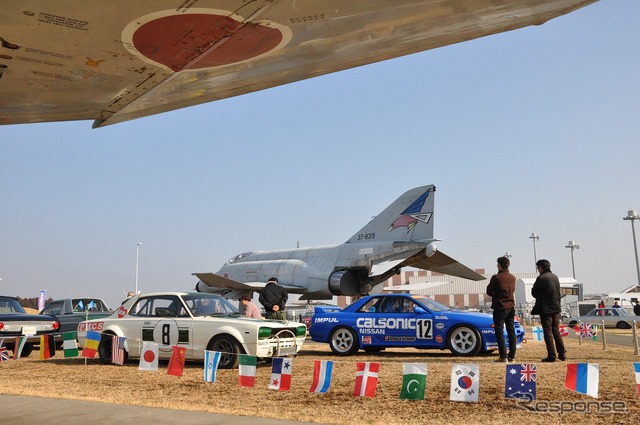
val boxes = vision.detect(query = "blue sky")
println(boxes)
[1,1,639,308]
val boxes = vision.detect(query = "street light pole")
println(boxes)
[135,242,142,295]
[529,232,540,271]
[623,210,640,286]
[565,240,580,279]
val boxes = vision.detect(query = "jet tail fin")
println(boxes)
[346,185,435,244]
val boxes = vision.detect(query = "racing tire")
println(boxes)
[448,325,482,356]
[616,321,632,329]
[98,332,128,365]
[209,335,243,369]
[329,327,359,356]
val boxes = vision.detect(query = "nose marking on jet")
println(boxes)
[389,189,433,233]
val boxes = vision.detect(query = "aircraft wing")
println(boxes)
[193,272,304,292]
[383,281,450,292]
[0,1,598,127]
[406,250,486,281]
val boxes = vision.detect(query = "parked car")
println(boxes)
[566,307,640,329]
[301,312,313,329]
[77,292,307,368]
[40,298,112,334]
[309,294,524,356]
[0,295,60,357]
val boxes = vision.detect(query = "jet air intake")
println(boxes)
[329,270,360,296]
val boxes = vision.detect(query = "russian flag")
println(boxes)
[565,363,599,398]
[309,360,333,394]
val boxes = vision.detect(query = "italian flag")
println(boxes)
[238,354,257,387]
[63,332,79,358]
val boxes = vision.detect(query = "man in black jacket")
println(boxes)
[531,259,566,362]
[486,256,517,363]
[259,277,288,320]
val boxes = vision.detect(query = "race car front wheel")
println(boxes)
[329,327,359,356]
[209,335,243,369]
[448,325,482,356]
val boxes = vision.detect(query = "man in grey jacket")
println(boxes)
[531,259,566,362]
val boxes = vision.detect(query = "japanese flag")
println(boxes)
[139,341,159,371]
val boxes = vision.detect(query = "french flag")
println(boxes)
[309,360,333,394]
[565,363,599,398]
[634,362,640,397]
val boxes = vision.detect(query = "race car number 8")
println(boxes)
[416,319,432,339]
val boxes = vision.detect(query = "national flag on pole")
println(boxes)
[111,335,126,365]
[14,336,28,360]
[269,357,293,391]
[574,323,597,339]
[309,360,333,394]
[634,363,640,397]
[139,341,159,371]
[83,331,101,358]
[39,335,55,360]
[565,363,599,398]
[167,346,187,377]
[505,363,537,400]
[531,326,544,342]
[450,364,480,402]
[204,350,221,383]
[239,354,257,387]
[0,339,9,362]
[353,362,379,397]
[400,363,427,400]
[62,332,79,358]
[559,324,569,337]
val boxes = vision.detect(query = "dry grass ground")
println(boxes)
[1,337,639,424]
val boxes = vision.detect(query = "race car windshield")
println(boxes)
[182,294,239,317]
[413,296,448,312]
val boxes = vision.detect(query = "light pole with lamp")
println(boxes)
[565,240,579,279]
[623,210,640,286]
[135,242,142,295]
[529,232,540,271]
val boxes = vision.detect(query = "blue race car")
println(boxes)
[309,294,524,356]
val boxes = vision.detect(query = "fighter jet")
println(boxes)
[193,185,484,300]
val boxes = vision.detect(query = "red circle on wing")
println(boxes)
[132,14,283,70]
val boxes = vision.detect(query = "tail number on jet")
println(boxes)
[416,319,433,339]
[357,233,375,241]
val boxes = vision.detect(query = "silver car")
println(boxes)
[566,308,640,329]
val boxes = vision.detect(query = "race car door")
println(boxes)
[372,296,435,348]
[128,295,193,359]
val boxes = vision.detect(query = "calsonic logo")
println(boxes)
[357,317,416,329]
[389,188,433,233]
[315,317,338,323]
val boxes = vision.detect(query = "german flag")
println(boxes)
[39,335,55,360]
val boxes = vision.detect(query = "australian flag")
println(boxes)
[505,363,537,400]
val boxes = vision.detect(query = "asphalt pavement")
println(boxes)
[0,394,317,425]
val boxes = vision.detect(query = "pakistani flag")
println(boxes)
[400,363,427,400]
[63,332,79,357]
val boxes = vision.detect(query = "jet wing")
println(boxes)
[0,1,598,127]
[407,250,486,281]
[384,281,450,292]
[193,272,303,292]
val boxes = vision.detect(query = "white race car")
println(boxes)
[77,292,306,368]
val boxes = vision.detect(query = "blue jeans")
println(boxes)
[493,308,517,359]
